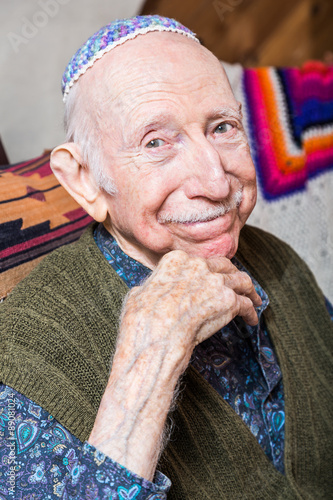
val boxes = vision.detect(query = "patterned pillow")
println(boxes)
[0,152,93,300]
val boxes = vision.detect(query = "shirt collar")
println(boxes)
[94,223,150,288]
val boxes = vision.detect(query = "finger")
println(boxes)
[196,284,259,341]
[223,271,262,307]
[205,257,239,274]
[195,293,259,345]
[237,294,259,326]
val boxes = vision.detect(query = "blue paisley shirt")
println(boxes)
[0,386,169,499]
[1,223,332,499]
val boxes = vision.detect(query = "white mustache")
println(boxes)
[158,188,243,224]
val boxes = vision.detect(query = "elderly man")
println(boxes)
[1,15,332,499]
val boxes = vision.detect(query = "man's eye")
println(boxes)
[146,138,166,148]
[214,122,233,134]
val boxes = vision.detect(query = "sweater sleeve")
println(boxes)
[0,384,170,499]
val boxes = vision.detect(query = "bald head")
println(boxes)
[79,31,234,115]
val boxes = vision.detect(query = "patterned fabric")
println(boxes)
[94,224,286,473]
[0,385,170,499]
[0,153,93,300]
[243,62,333,199]
[62,15,199,101]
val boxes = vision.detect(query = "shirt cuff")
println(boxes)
[78,441,171,498]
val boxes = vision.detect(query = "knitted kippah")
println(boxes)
[61,15,199,102]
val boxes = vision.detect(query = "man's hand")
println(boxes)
[88,250,261,481]
[121,249,261,357]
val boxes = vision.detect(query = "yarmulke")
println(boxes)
[62,15,199,102]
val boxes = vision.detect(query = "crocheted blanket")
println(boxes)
[224,61,333,301]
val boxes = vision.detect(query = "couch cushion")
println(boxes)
[0,152,93,300]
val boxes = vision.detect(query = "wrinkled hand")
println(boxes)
[89,250,262,481]
[119,249,261,369]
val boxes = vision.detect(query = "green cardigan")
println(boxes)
[1,224,332,499]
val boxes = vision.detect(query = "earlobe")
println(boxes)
[50,143,109,222]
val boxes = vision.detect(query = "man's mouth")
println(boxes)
[158,188,243,225]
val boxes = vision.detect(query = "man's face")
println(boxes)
[82,32,257,268]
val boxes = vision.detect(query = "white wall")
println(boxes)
[1,0,145,163]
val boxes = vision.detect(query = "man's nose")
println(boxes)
[182,135,231,201]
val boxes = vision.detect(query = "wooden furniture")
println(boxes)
[140,0,333,66]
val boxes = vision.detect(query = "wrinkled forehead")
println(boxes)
[77,33,239,144]
[76,30,236,114]
[62,15,200,102]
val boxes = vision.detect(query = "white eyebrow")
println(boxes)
[208,105,243,122]
[136,106,242,132]
[137,114,177,132]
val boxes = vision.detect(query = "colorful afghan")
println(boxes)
[61,15,199,101]
[243,62,333,199]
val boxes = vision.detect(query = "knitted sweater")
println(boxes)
[1,224,332,499]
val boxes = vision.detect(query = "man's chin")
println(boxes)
[173,221,241,260]
[192,236,239,260]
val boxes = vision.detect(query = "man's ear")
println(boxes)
[50,143,109,222]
